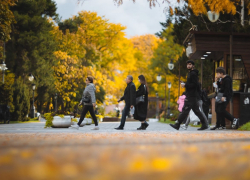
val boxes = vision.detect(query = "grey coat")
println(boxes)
[81,83,96,105]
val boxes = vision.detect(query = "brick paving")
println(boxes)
[0,122,250,180]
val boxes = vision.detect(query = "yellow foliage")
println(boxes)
[51,10,184,107]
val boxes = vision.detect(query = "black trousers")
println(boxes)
[177,97,208,125]
[215,100,234,127]
[119,104,130,128]
[78,105,98,126]
[203,105,209,120]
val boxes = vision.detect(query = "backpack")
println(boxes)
[201,90,211,106]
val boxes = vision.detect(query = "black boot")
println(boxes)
[170,122,180,130]
[137,124,143,130]
[142,122,149,130]
[197,124,208,130]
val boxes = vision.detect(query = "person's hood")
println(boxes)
[87,83,96,91]
[190,69,199,75]
[222,75,232,81]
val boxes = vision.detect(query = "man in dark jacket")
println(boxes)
[210,67,239,130]
[170,60,209,130]
[115,75,136,130]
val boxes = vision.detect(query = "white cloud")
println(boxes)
[54,0,169,37]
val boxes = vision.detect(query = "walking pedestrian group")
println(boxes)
[71,60,239,131]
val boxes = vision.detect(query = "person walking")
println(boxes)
[134,75,149,130]
[170,60,209,130]
[71,76,99,130]
[210,67,239,130]
[180,82,209,130]
[115,75,136,130]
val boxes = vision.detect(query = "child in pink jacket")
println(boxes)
[177,93,186,112]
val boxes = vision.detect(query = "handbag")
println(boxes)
[215,92,224,103]
[82,96,91,103]
[136,95,145,105]
[136,85,146,105]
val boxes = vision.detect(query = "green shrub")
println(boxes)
[58,114,64,118]
[170,110,180,121]
[238,122,250,131]
[44,113,53,128]
[71,118,78,122]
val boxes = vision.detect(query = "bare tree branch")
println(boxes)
[200,14,210,31]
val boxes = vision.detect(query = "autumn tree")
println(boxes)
[0,0,17,42]
[151,24,185,102]
[112,0,250,15]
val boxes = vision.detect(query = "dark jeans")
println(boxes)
[215,100,234,127]
[119,104,130,128]
[185,100,208,126]
[177,97,208,126]
[78,105,98,126]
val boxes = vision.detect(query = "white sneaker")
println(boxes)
[232,118,239,129]
[71,124,79,130]
[180,124,188,130]
[91,126,99,130]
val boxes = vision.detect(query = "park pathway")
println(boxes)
[1,122,250,180]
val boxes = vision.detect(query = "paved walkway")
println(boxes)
[0,121,201,133]
[1,122,250,180]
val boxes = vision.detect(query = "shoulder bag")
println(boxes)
[215,92,224,103]
[136,85,146,105]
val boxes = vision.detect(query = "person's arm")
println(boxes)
[222,78,231,99]
[130,84,136,107]
[136,85,145,97]
[118,96,124,102]
[89,86,96,106]
[185,72,198,89]
[79,89,85,105]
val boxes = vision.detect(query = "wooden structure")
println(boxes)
[184,31,250,127]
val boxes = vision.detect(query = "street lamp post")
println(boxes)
[156,60,174,121]
[156,74,163,121]
[156,92,159,120]
[167,82,172,118]
[28,73,35,118]
[31,84,36,118]
[55,93,58,113]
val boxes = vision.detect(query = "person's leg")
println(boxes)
[220,100,240,128]
[185,114,191,127]
[170,99,192,130]
[77,106,90,126]
[119,104,130,128]
[191,99,208,129]
[215,102,222,127]
[177,99,192,124]
[197,100,209,126]
[203,106,209,120]
[89,106,98,126]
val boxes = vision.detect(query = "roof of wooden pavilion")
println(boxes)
[183,31,250,79]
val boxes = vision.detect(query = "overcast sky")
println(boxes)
[54,0,175,38]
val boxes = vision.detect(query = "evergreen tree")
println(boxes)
[6,0,58,113]
[12,77,30,121]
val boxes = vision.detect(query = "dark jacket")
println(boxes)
[119,82,136,106]
[185,69,199,98]
[134,84,148,121]
[217,75,233,99]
